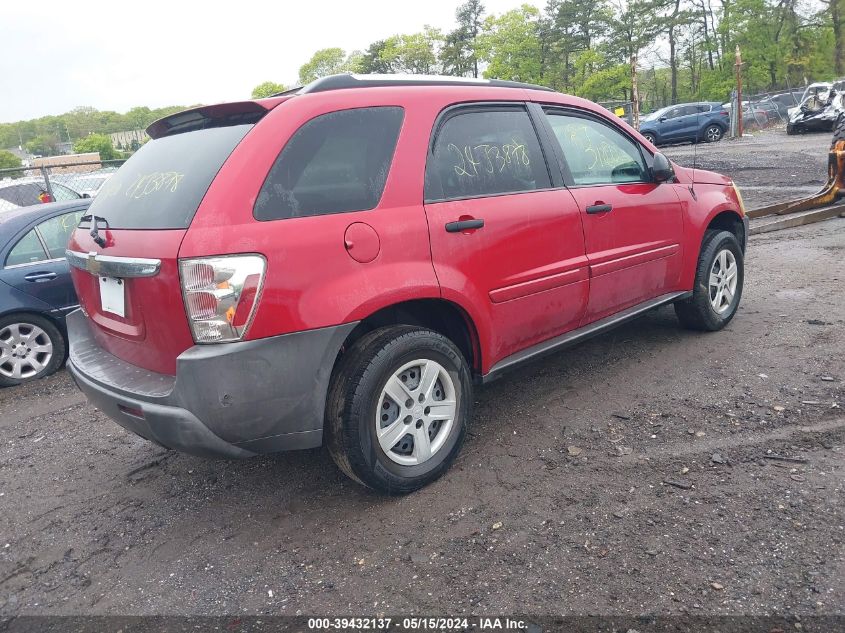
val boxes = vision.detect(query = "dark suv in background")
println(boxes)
[639,102,729,145]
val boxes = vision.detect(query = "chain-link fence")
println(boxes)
[0,158,126,212]
[737,89,804,130]
[598,100,634,126]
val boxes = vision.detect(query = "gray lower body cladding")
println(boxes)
[66,310,357,458]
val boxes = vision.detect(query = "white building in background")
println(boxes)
[110,129,149,150]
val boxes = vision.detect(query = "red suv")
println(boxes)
[66,75,747,493]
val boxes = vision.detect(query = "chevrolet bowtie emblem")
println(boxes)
[87,252,101,276]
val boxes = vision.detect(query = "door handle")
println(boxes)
[445,218,485,233]
[24,271,57,282]
[586,203,613,214]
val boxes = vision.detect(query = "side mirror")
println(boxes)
[652,152,675,183]
[659,117,668,122]
[81,193,91,199]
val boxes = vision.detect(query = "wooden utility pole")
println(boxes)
[735,45,744,138]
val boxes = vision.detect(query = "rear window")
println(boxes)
[84,124,252,229]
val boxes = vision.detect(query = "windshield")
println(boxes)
[641,107,669,122]
[84,124,253,229]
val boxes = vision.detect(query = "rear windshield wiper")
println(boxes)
[80,214,110,248]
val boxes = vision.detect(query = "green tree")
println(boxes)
[25,134,60,157]
[478,5,545,84]
[357,40,395,73]
[251,81,288,98]
[0,150,21,169]
[298,48,349,84]
[381,28,443,74]
[73,133,119,160]
[442,0,486,77]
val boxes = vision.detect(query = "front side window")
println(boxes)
[426,107,550,201]
[6,230,47,267]
[254,107,405,221]
[544,112,649,186]
[38,211,84,258]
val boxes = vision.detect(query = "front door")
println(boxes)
[541,108,684,324]
[423,104,589,369]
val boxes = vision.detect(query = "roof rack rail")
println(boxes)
[272,74,555,97]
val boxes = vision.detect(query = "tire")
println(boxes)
[674,230,744,332]
[0,313,66,387]
[704,124,724,143]
[786,123,796,136]
[832,114,845,147]
[325,325,472,494]
[642,132,657,145]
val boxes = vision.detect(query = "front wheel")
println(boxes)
[704,124,724,142]
[0,314,66,387]
[675,230,744,331]
[642,132,657,145]
[325,325,472,494]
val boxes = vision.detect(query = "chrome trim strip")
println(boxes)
[65,250,161,278]
[4,257,67,271]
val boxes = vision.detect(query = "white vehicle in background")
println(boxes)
[50,171,115,199]
[787,82,832,119]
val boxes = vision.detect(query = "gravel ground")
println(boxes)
[662,127,831,209]
[1,129,843,621]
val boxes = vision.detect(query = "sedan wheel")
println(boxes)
[0,316,65,387]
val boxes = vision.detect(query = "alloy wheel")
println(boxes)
[0,323,54,380]
[709,249,738,314]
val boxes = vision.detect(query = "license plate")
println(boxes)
[99,276,125,317]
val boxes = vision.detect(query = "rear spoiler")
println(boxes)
[146,99,289,139]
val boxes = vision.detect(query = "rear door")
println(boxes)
[423,103,588,366]
[541,108,684,323]
[0,209,83,311]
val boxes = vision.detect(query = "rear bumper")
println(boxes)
[67,309,357,458]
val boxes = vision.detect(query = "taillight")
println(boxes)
[179,255,266,343]
[720,110,730,116]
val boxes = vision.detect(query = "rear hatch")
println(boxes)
[67,103,269,375]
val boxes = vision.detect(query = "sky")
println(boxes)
[0,0,543,123]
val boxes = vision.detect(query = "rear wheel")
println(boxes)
[325,326,472,494]
[704,124,724,142]
[0,314,65,387]
[675,230,744,331]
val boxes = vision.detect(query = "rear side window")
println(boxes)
[426,107,550,201]
[84,124,253,229]
[254,107,404,221]
[6,230,47,267]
